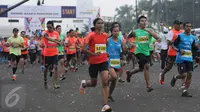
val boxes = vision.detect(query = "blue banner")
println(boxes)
[0,5,8,17]
[61,6,76,18]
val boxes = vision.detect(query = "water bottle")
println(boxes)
[41,65,44,72]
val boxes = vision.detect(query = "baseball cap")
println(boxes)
[163,27,169,33]
[173,20,182,25]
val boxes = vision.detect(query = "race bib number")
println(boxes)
[69,46,76,51]
[182,50,192,57]
[138,36,148,43]
[110,59,120,67]
[95,44,106,53]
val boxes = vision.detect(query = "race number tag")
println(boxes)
[138,36,148,43]
[69,46,76,51]
[182,50,192,57]
[95,44,106,53]
[110,59,120,67]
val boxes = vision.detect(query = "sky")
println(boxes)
[1,0,135,16]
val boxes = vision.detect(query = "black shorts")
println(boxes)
[66,53,76,62]
[177,61,193,74]
[10,54,21,64]
[58,55,64,61]
[135,53,150,70]
[89,61,108,79]
[44,55,58,68]
[21,54,28,59]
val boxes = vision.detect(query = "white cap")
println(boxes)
[163,27,169,33]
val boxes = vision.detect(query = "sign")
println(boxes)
[61,6,76,18]
[8,19,19,23]
[8,5,61,18]
[24,17,45,36]
[0,5,8,17]
[0,5,76,18]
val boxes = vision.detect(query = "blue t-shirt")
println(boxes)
[175,33,196,63]
[107,37,122,69]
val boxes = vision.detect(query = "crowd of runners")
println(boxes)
[0,16,200,112]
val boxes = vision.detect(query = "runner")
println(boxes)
[64,29,78,72]
[55,25,66,81]
[159,20,183,85]
[42,21,61,89]
[160,27,169,71]
[1,37,9,64]
[170,22,197,97]
[107,26,126,102]
[149,37,156,66]
[79,18,112,112]
[6,28,24,81]
[29,37,37,65]
[126,16,159,92]
[20,31,29,73]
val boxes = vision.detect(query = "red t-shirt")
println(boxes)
[85,32,108,64]
[42,30,60,56]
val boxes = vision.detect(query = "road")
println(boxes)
[0,62,200,112]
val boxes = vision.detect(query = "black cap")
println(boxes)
[13,28,19,32]
[173,20,182,25]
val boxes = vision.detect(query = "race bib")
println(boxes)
[69,46,76,51]
[182,50,192,57]
[110,59,120,67]
[95,44,106,53]
[138,36,148,43]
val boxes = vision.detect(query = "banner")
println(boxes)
[8,5,61,18]
[0,5,76,18]
[0,5,8,17]
[24,17,45,36]
[61,6,76,18]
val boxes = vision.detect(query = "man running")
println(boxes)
[6,28,24,81]
[126,16,159,92]
[56,25,66,81]
[42,21,61,89]
[170,22,197,97]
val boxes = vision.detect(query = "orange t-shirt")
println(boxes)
[77,37,84,51]
[21,37,29,54]
[85,32,108,64]
[168,29,183,56]
[42,30,60,56]
[129,37,136,53]
[67,37,77,54]
[2,40,9,53]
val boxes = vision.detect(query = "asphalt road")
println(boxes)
[0,61,200,112]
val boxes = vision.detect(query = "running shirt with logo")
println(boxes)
[85,32,108,64]
[7,36,24,56]
[107,37,122,69]
[42,30,60,56]
[134,29,152,56]
[174,32,196,63]
[57,33,65,55]
[66,37,77,54]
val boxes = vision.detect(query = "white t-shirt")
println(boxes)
[154,42,161,53]
[166,31,174,41]
[160,32,168,50]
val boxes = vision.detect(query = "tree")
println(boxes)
[115,4,136,33]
